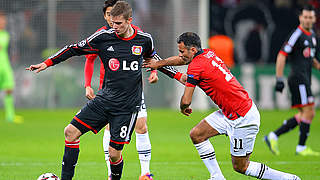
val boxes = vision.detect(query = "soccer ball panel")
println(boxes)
[37,173,60,180]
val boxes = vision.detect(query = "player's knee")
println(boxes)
[310,109,315,120]
[64,125,80,141]
[135,124,147,134]
[189,127,203,144]
[109,147,122,162]
[135,117,148,134]
[232,163,246,174]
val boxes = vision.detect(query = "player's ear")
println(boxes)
[191,47,198,55]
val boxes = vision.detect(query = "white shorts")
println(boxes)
[205,103,260,156]
[137,92,147,118]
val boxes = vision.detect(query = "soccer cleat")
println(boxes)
[296,147,320,156]
[139,173,153,180]
[108,175,111,180]
[264,135,280,155]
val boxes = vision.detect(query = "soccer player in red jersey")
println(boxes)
[144,32,300,180]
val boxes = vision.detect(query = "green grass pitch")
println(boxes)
[1,108,320,179]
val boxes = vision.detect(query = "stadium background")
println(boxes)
[0,0,319,110]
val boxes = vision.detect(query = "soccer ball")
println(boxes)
[37,173,60,180]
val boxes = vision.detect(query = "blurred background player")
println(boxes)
[84,1,185,179]
[144,32,301,180]
[0,11,23,124]
[264,5,320,156]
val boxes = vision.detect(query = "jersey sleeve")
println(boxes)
[99,60,105,90]
[279,29,301,57]
[143,32,155,59]
[186,63,201,87]
[152,53,182,79]
[84,54,98,87]
[43,30,105,67]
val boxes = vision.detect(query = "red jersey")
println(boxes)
[84,24,142,89]
[186,49,252,120]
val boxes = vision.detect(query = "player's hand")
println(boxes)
[275,77,285,93]
[181,107,192,116]
[143,58,160,69]
[85,86,96,100]
[148,71,158,84]
[25,63,47,73]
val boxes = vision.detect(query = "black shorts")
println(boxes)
[70,98,138,150]
[288,79,314,108]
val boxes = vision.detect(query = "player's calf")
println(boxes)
[231,156,250,174]
[61,140,80,180]
[110,155,124,180]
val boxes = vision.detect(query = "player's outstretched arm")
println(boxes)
[180,86,195,116]
[143,55,187,85]
[26,62,48,73]
[143,56,185,69]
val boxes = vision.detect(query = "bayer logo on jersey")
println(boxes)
[132,45,142,55]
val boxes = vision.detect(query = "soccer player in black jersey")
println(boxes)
[264,5,320,156]
[84,1,185,179]
[26,1,167,179]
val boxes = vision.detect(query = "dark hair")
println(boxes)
[299,4,315,15]
[110,1,132,20]
[102,0,119,15]
[177,32,202,50]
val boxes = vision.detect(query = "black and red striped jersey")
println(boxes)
[84,24,180,89]
[44,28,155,112]
[279,25,317,84]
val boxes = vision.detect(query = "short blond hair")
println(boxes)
[110,1,132,20]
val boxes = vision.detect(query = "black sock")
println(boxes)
[298,122,310,146]
[61,140,80,180]
[274,117,298,137]
[110,156,124,180]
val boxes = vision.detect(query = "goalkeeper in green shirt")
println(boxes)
[0,12,22,123]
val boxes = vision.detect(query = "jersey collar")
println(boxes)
[115,28,137,41]
[298,25,312,36]
[194,49,204,59]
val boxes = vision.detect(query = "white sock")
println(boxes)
[268,132,278,140]
[103,129,111,177]
[136,132,151,175]
[245,161,298,180]
[194,140,225,179]
[296,145,306,152]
